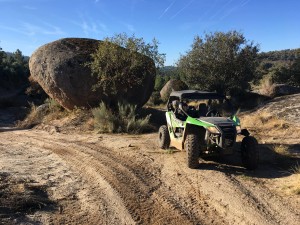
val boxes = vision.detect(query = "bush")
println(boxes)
[92,102,153,134]
[44,98,63,112]
[16,103,49,128]
[272,58,300,87]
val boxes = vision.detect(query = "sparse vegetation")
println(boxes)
[241,111,293,137]
[92,102,153,134]
[17,97,66,128]
[253,75,275,96]
[45,98,63,112]
[290,162,300,174]
[273,144,289,156]
[16,103,49,128]
[165,148,174,154]
[238,173,254,181]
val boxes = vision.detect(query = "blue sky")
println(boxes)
[0,0,299,65]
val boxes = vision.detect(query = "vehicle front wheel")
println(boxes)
[158,125,170,149]
[241,136,259,170]
[185,133,200,169]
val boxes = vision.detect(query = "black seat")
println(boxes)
[198,103,208,117]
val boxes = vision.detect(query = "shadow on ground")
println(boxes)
[197,142,300,179]
[162,142,300,179]
[0,172,58,224]
[139,107,166,129]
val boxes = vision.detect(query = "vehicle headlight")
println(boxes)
[236,125,241,134]
[207,126,220,134]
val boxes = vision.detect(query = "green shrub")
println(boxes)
[44,98,63,112]
[92,102,153,134]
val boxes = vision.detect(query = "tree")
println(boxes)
[88,34,164,106]
[104,33,166,69]
[273,58,300,87]
[177,31,259,95]
[0,46,29,89]
[0,45,5,72]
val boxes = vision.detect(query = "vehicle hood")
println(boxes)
[198,117,235,126]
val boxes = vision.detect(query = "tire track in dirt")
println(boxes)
[27,133,201,224]
[227,174,300,225]
[58,136,230,225]
[1,130,299,225]
[158,147,300,225]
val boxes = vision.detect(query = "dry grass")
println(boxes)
[240,110,300,141]
[280,174,300,195]
[240,110,300,170]
[273,144,289,156]
[164,148,175,154]
[255,76,275,97]
[241,111,285,129]
[240,109,300,198]
[17,99,93,132]
[16,103,49,128]
[294,187,300,195]
[290,162,300,174]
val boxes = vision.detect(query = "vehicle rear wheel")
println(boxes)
[158,125,170,149]
[241,136,259,170]
[185,133,200,169]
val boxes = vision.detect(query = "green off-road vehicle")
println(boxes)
[158,90,258,170]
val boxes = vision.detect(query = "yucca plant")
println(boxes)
[92,101,152,134]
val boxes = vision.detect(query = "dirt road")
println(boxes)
[0,127,299,224]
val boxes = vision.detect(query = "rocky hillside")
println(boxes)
[256,93,300,125]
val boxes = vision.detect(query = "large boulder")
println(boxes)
[271,84,300,97]
[160,79,188,101]
[29,38,156,110]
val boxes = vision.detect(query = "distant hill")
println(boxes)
[5,52,29,61]
[258,48,300,63]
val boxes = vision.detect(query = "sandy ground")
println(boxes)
[0,108,299,224]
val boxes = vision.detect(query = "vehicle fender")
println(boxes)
[182,123,206,149]
[165,112,172,127]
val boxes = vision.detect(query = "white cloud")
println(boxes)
[22,22,65,36]
[171,0,195,20]
[73,15,108,37]
[0,22,65,36]
[220,0,251,21]
[159,0,176,19]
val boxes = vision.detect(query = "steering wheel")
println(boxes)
[206,109,220,117]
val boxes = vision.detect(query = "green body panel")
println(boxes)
[185,116,215,128]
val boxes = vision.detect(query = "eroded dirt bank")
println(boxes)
[0,128,299,225]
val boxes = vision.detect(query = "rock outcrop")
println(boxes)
[29,38,156,110]
[160,79,188,101]
[271,84,300,97]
